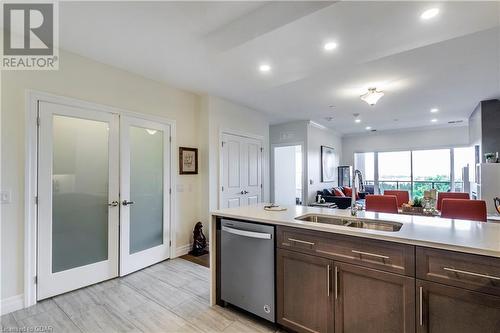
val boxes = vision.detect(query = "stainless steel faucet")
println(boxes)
[351,169,364,216]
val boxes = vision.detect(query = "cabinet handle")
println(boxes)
[327,265,331,297]
[351,250,390,260]
[288,238,315,246]
[443,267,500,281]
[334,266,339,300]
[419,286,423,326]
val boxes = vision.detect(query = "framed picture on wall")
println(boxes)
[179,147,198,175]
[321,145,336,182]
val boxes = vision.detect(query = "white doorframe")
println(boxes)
[270,142,306,204]
[24,90,177,307]
[218,128,265,209]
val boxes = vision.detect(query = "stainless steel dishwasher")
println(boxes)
[220,219,275,322]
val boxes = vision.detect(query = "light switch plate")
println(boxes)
[0,189,12,204]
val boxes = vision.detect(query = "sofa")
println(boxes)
[317,186,368,209]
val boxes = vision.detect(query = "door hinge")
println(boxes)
[37,117,40,126]
[260,184,263,189]
[260,147,263,152]
[34,276,37,284]
[221,186,224,192]
[169,240,172,246]
[169,188,172,195]
[35,196,38,205]
[169,136,172,143]
[221,141,225,147]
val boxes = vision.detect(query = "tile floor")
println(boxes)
[1,259,279,332]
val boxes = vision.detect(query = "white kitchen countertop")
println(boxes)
[211,203,500,258]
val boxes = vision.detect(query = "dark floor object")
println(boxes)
[181,253,209,268]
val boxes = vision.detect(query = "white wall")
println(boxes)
[1,50,202,302]
[307,123,342,203]
[200,95,270,224]
[270,121,308,203]
[270,121,342,204]
[342,126,470,166]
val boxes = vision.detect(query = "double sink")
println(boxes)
[295,214,403,232]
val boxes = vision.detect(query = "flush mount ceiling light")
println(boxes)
[324,42,338,51]
[420,8,440,20]
[360,88,384,106]
[259,64,271,72]
[430,108,439,113]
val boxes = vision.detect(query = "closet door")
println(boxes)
[37,101,119,300]
[119,116,171,276]
[221,133,262,208]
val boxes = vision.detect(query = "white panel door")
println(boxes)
[120,116,171,276]
[221,133,262,208]
[37,102,119,300]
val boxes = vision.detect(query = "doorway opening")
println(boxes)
[273,145,303,205]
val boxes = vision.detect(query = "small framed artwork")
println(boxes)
[321,146,336,182]
[179,147,198,175]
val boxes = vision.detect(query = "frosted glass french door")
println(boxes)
[119,116,171,276]
[37,102,119,300]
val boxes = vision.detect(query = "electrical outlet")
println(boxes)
[0,189,12,204]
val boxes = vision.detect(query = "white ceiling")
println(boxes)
[59,1,500,134]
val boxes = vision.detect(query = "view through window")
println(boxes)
[354,147,474,198]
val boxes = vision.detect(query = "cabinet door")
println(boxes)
[416,279,500,333]
[335,262,415,333]
[277,249,334,333]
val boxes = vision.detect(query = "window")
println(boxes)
[378,151,411,193]
[354,147,471,198]
[412,149,450,197]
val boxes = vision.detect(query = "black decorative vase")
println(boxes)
[189,222,208,256]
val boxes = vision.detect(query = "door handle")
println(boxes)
[419,286,423,326]
[222,226,272,239]
[122,200,135,206]
[335,266,339,300]
[108,201,119,207]
[244,190,249,194]
[327,265,331,297]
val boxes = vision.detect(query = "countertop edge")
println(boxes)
[211,211,500,259]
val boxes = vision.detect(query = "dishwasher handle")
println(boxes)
[222,226,272,239]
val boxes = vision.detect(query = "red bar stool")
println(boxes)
[383,190,410,208]
[440,198,487,222]
[365,195,399,214]
[437,192,470,211]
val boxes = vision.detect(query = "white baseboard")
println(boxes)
[1,294,24,315]
[175,243,192,257]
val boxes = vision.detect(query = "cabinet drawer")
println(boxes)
[278,226,415,276]
[416,247,500,297]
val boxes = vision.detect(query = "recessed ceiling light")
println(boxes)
[324,42,338,51]
[365,126,372,130]
[420,8,439,20]
[430,108,439,113]
[259,64,271,72]
[431,118,438,123]
[355,119,361,123]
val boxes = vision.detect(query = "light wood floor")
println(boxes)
[1,258,279,332]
